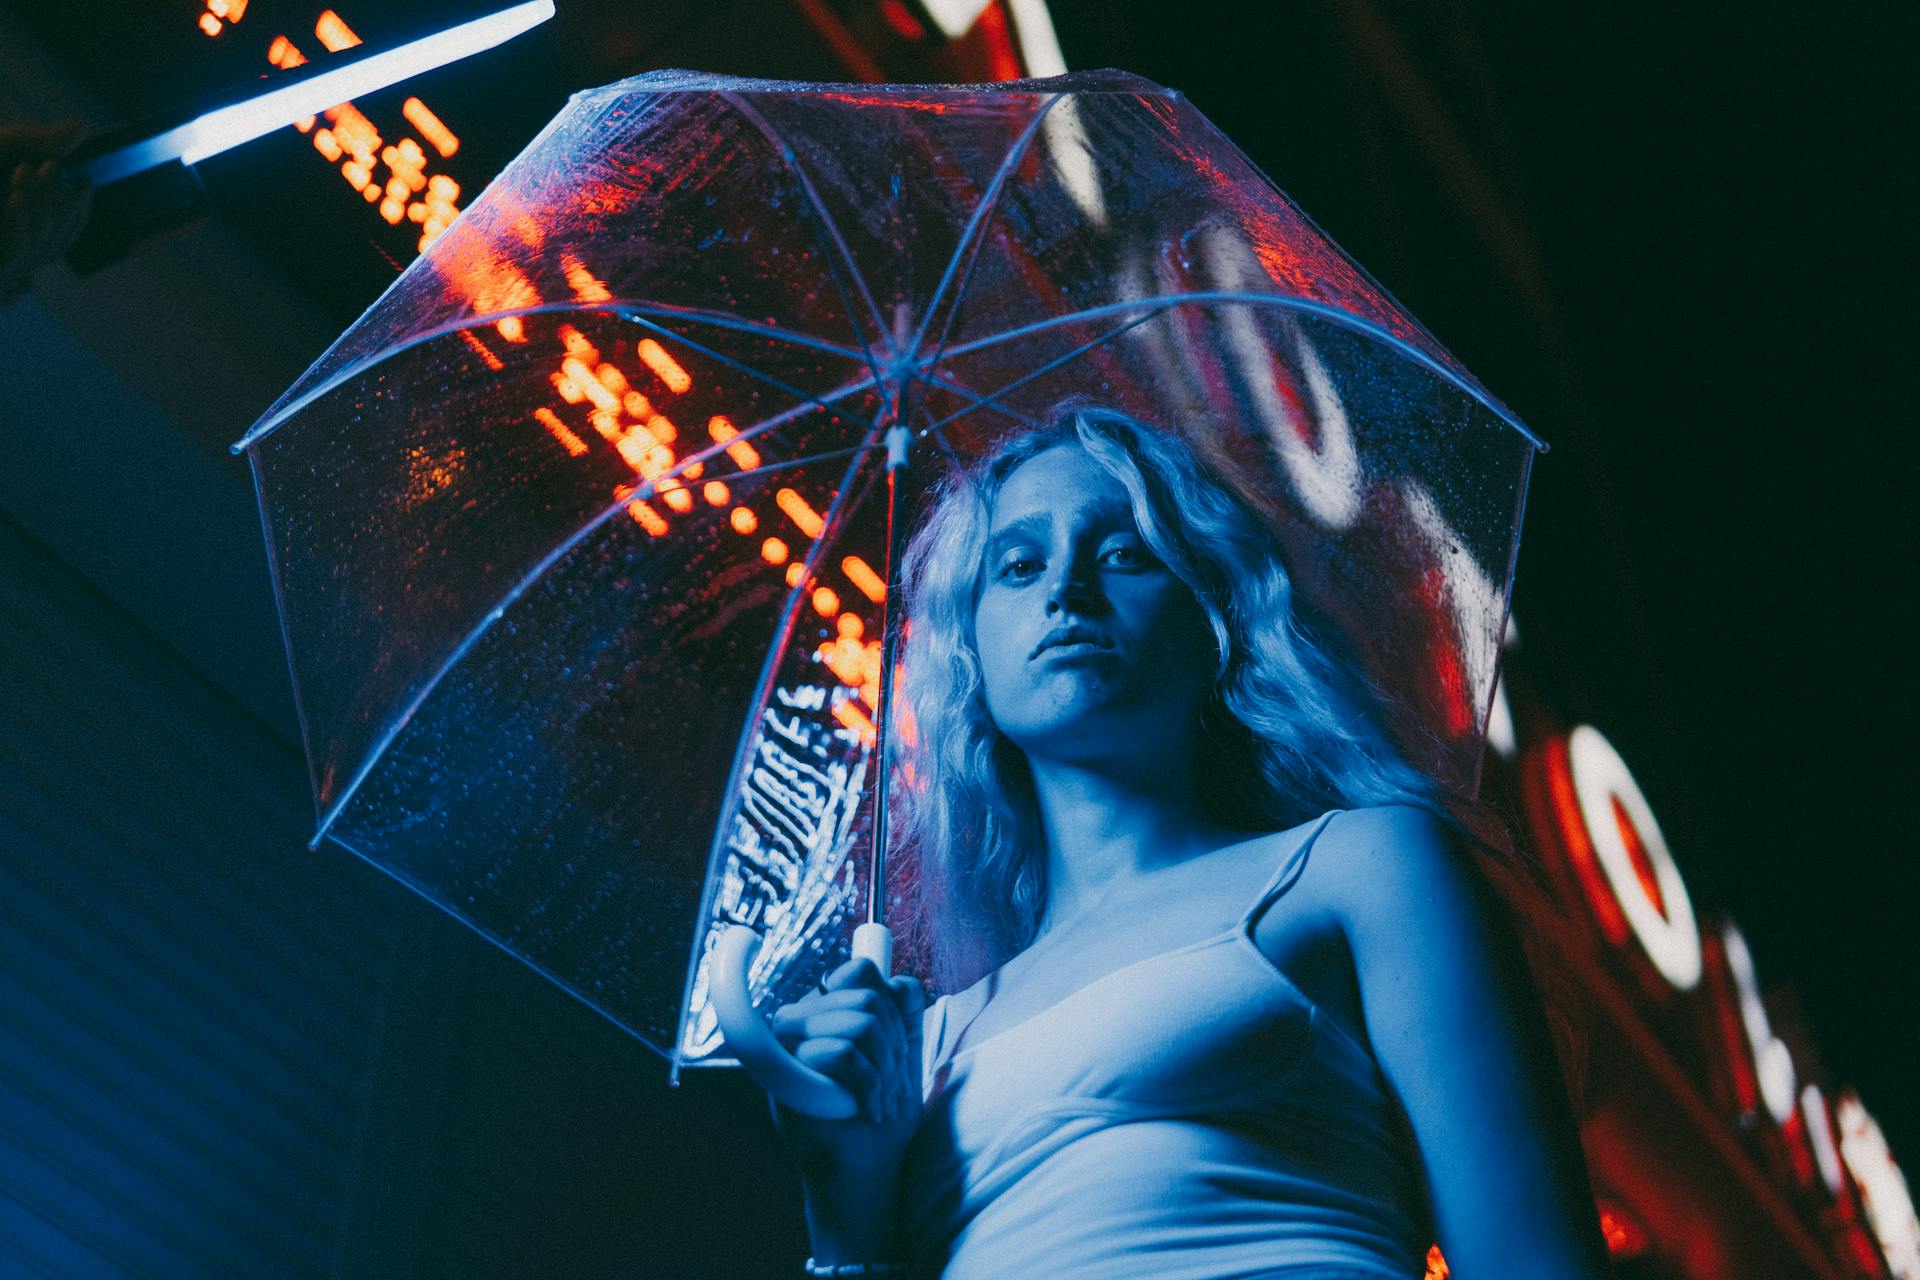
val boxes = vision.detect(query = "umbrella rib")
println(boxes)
[618,311,882,437]
[722,92,893,378]
[901,91,1067,379]
[916,306,1171,440]
[609,301,870,359]
[232,300,868,455]
[907,367,1047,441]
[671,427,888,1070]
[306,372,886,849]
[926,291,1545,448]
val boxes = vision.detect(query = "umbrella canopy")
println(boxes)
[233,68,1542,1075]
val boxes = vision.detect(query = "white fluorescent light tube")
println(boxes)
[80,0,555,185]
[919,0,996,40]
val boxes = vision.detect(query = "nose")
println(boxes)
[1043,557,1101,616]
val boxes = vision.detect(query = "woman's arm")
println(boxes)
[1328,805,1610,1278]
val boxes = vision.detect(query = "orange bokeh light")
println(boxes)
[595,363,630,396]
[703,481,730,506]
[495,316,525,343]
[837,612,864,639]
[315,9,361,51]
[842,555,885,603]
[664,487,695,513]
[455,328,503,372]
[833,699,878,749]
[532,408,588,456]
[565,257,613,304]
[834,702,878,746]
[267,35,306,67]
[730,507,759,535]
[707,415,762,470]
[785,562,806,588]
[637,339,693,393]
[402,96,459,158]
[777,488,826,538]
[627,500,670,537]
[199,13,222,36]
[812,586,840,617]
[761,536,789,564]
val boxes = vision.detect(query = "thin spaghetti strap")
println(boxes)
[1240,809,1344,928]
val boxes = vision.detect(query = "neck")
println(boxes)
[1026,740,1239,933]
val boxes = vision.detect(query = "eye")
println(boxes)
[1100,539,1153,569]
[994,549,1043,581]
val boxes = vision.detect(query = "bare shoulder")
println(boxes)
[1308,804,1495,939]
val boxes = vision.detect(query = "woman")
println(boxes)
[766,405,1608,1278]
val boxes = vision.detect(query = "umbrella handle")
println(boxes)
[711,922,893,1119]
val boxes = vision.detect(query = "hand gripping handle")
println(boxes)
[711,921,894,1119]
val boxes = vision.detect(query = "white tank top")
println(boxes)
[901,810,1430,1279]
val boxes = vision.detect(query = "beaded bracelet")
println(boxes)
[802,1257,906,1277]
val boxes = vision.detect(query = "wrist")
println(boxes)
[800,1161,903,1268]
[803,1258,906,1277]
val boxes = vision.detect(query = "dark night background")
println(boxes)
[1,0,1914,1273]
[1045,0,1919,1152]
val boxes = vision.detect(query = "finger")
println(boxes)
[889,974,927,1019]
[770,1006,902,1089]
[775,986,909,1086]
[890,975,926,1109]
[793,1037,884,1122]
[822,955,888,993]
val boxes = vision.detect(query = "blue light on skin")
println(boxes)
[972,443,1248,933]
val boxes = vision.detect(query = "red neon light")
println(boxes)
[1539,735,1631,946]
[972,2,1024,80]
[1701,926,1764,1116]
[877,0,928,40]
[1611,795,1667,915]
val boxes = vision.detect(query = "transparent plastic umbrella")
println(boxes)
[233,68,1543,1093]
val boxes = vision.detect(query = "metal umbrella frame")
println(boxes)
[233,70,1543,1097]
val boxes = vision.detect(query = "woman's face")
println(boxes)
[972,445,1218,766]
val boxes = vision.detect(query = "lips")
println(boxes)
[1031,625,1114,660]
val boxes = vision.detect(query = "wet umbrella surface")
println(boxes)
[234,69,1542,1075]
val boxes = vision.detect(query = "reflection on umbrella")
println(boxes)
[232,69,1542,1087]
